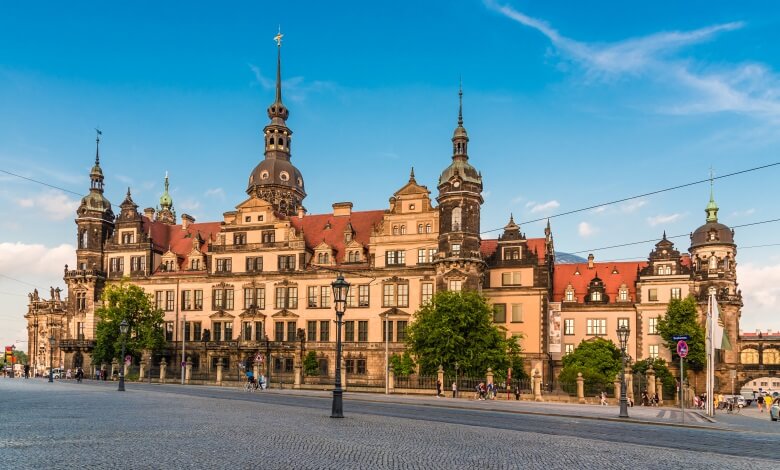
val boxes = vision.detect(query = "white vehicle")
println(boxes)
[50,368,64,379]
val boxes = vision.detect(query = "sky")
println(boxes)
[2,0,780,349]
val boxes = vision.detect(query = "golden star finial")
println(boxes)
[274,26,283,47]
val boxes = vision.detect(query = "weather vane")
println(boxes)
[274,26,283,47]
[95,127,102,143]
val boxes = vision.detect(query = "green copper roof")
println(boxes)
[705,185,718,223]
[160,172,173,209]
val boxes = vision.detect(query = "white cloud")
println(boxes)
[738,263,780,331]
[14,190,79,221]
[249,63,337,103]
[511,195,526,204]
[578,221,596,237]
[731,208,756,217]
[526,200,560,214]
[178,199,201,212]
[591,206,608,214]
[487,1,780,122]
[204,188,225,200]
[646,213,682,226]
[621,200,647,213]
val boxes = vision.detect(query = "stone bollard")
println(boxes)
[533,370,543,402]
[486,367,494,387]
[388,365,395,394]
[160,358,167,384]
[139,358,146,381]
[646,366,656,401]
[185,357,193,384]
[253,361,260,382]
[437,365,445,396]
[613,374,621,404]
[216,358,223,385]
[340,357,347,391]
[111,358,118,381]
[656,377,663,405]
[294,361,302,389]
[625,366,634,401]
[576,372,585,404]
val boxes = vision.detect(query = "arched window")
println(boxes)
[591,291,601,302]
[317,253,323,264]
[452,207,462,231]
[709,256,718,270]
[417,224,423,234]
[279,137,285,147]
[764,349,780,365]
[79,230,88,249]
[740,348,759,364]
[323,253,330,264]
[269,137,275,146]
[565,289,574,302]
[392,226,399,235]
[723,257,730,270]
[619,288,628,302]
[400,225,406,235]
[425,224,432,234]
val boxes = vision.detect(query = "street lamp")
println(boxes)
[264,334,271,388]
[454,361,460,398]
[48,337,54,383]
[617,325,630,418]
[330,274,350,418]
[118,319,129,392]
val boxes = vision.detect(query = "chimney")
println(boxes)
[144,207,155,220]
[587,253,595,269]
[332,202,353,217]
[181,213,195,230]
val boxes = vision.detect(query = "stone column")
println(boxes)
[185,356,192,384]
[646,366,656,399]
[294,359,302,389]
[655,378,663,405]
[340,357,347,391]
[388,365,395,394]
[576,372,585,404]
[253,361,260,382]
[613,374,621,403]
[160,358,167,384]
[437,365,445,396]
[111,358,118,381]
[625,365,634,401]
[139,358,146,381]
[216,358,223,385]
[533,370,543,402]
[486,367,494,386]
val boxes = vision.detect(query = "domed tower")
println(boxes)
[156,172,176,225]
[246,31,306,216]
[434,84,486,291]
[689,182,741,369]
[74,131,115,272]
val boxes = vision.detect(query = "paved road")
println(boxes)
[0,379,776,469]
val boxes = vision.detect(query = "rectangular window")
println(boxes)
[451,244,461,255]
[274,322,284,342]
[213,289,223,309]
[383,284,395,307]
[121,231,134,244]
[565,344,575,355]
[194,290,203,310]
[224,321,233,341]
[421,283,433,306]
[501,272,522,286]
[181,290,192,310]
[155,291,164,310]
[193,322,202,342]
[493,304,506,323]
[216,258,232,273]
[109,257,124,273]
[76,322,85,340]
[385,250,406,266]
[278,255,295,271]
[648,288,658,302]
[358,321,368,342]
[618,318,629,330]
[648,317,659,335]
[358,285,370,307]
[564,319,575,335]
[356,359,367,375]
[320,320,330,342]
[320,286,331,308]
[449,280,463,292]
[253,321,263,341]
[233,232,246,246]
[671,288,682,300]
[418,249,426,264]
[649,345,659,359]
[345,321,355,342]
[76,292,87,311]
[261,230,275,243]
[397,321,407,342]
[275,287,298,309]
[307,321,317,342]
[184,321,191,342]
[165,321,173,341]
[307,286,318,308]
[130,256,145,272]
[565,290,574,302]
[286,321,297,342]
[397,284,409,307]
[246,257,263,273]
[511,304,523,323]
[586,319,607,336]
[213,322,222,342]
[165,290,175,311]
[243,321,252,341]
[382,319,394,342]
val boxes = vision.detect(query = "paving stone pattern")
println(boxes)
[0,379,776,470]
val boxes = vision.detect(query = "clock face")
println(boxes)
[453,180,461,188]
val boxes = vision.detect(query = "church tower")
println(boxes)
[689,182,741,370]
[74,132,114,272]
[246,30,306,216]
[434,85,486,291]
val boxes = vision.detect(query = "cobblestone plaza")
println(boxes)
[1,379,777,469]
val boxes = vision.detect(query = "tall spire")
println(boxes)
[90,128,105,192]
[452,79,469,160]
[457,77,463,127]
[95,128,102,165]
[706,168,719,223]
[267,27,289,123]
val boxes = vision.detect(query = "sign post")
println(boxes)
[677,339,689,424]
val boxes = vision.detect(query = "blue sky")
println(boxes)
[2,1,779,347]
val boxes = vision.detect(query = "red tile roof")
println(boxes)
[289,210,385,263]
[552,261,647,303]
[480,238,548,263]
[142,217,222,257]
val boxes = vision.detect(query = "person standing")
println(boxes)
[514,385,521,401]
[436,379,442,398]
[757,392,765,412]
[451,381,457,398]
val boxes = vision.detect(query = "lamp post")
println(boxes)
[454,361,460,398]
[118,319,129,392]
[330,274,350,418]
[264,334,271,387]
[617,325,630,418]
[48,337,54,383]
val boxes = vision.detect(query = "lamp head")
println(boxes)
[331,274,350,313]
[119,319,129,335]
[616,325,630,349]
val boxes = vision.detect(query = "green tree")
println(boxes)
[92,283,166,365]
[559,338,622,386]
[632,357,676,397]
[406,290,524,377]
[389,352,416,376]
[656,296,706,371]
[303,350,319,376]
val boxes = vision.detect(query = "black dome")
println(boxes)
[690,222,734,249]
[247,158,305,195]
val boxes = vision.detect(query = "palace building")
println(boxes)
[23,40,749,391]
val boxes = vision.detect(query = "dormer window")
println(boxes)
[345,232,352,243]
[708,230,718,241]
[504,248,520,260]
[565,289,574,302]
[121,232,134,244]
[591,291,601,301]
[618,288,628,302]
[426,224,432,234]
[317,252,330,264]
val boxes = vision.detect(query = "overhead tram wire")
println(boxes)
[0,169,123,210]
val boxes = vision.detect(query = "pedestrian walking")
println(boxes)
[451,381,457,398]
[514,385,521,401]
[600,391,608,406]
[436,379,442,398]
[757,393,765,412]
